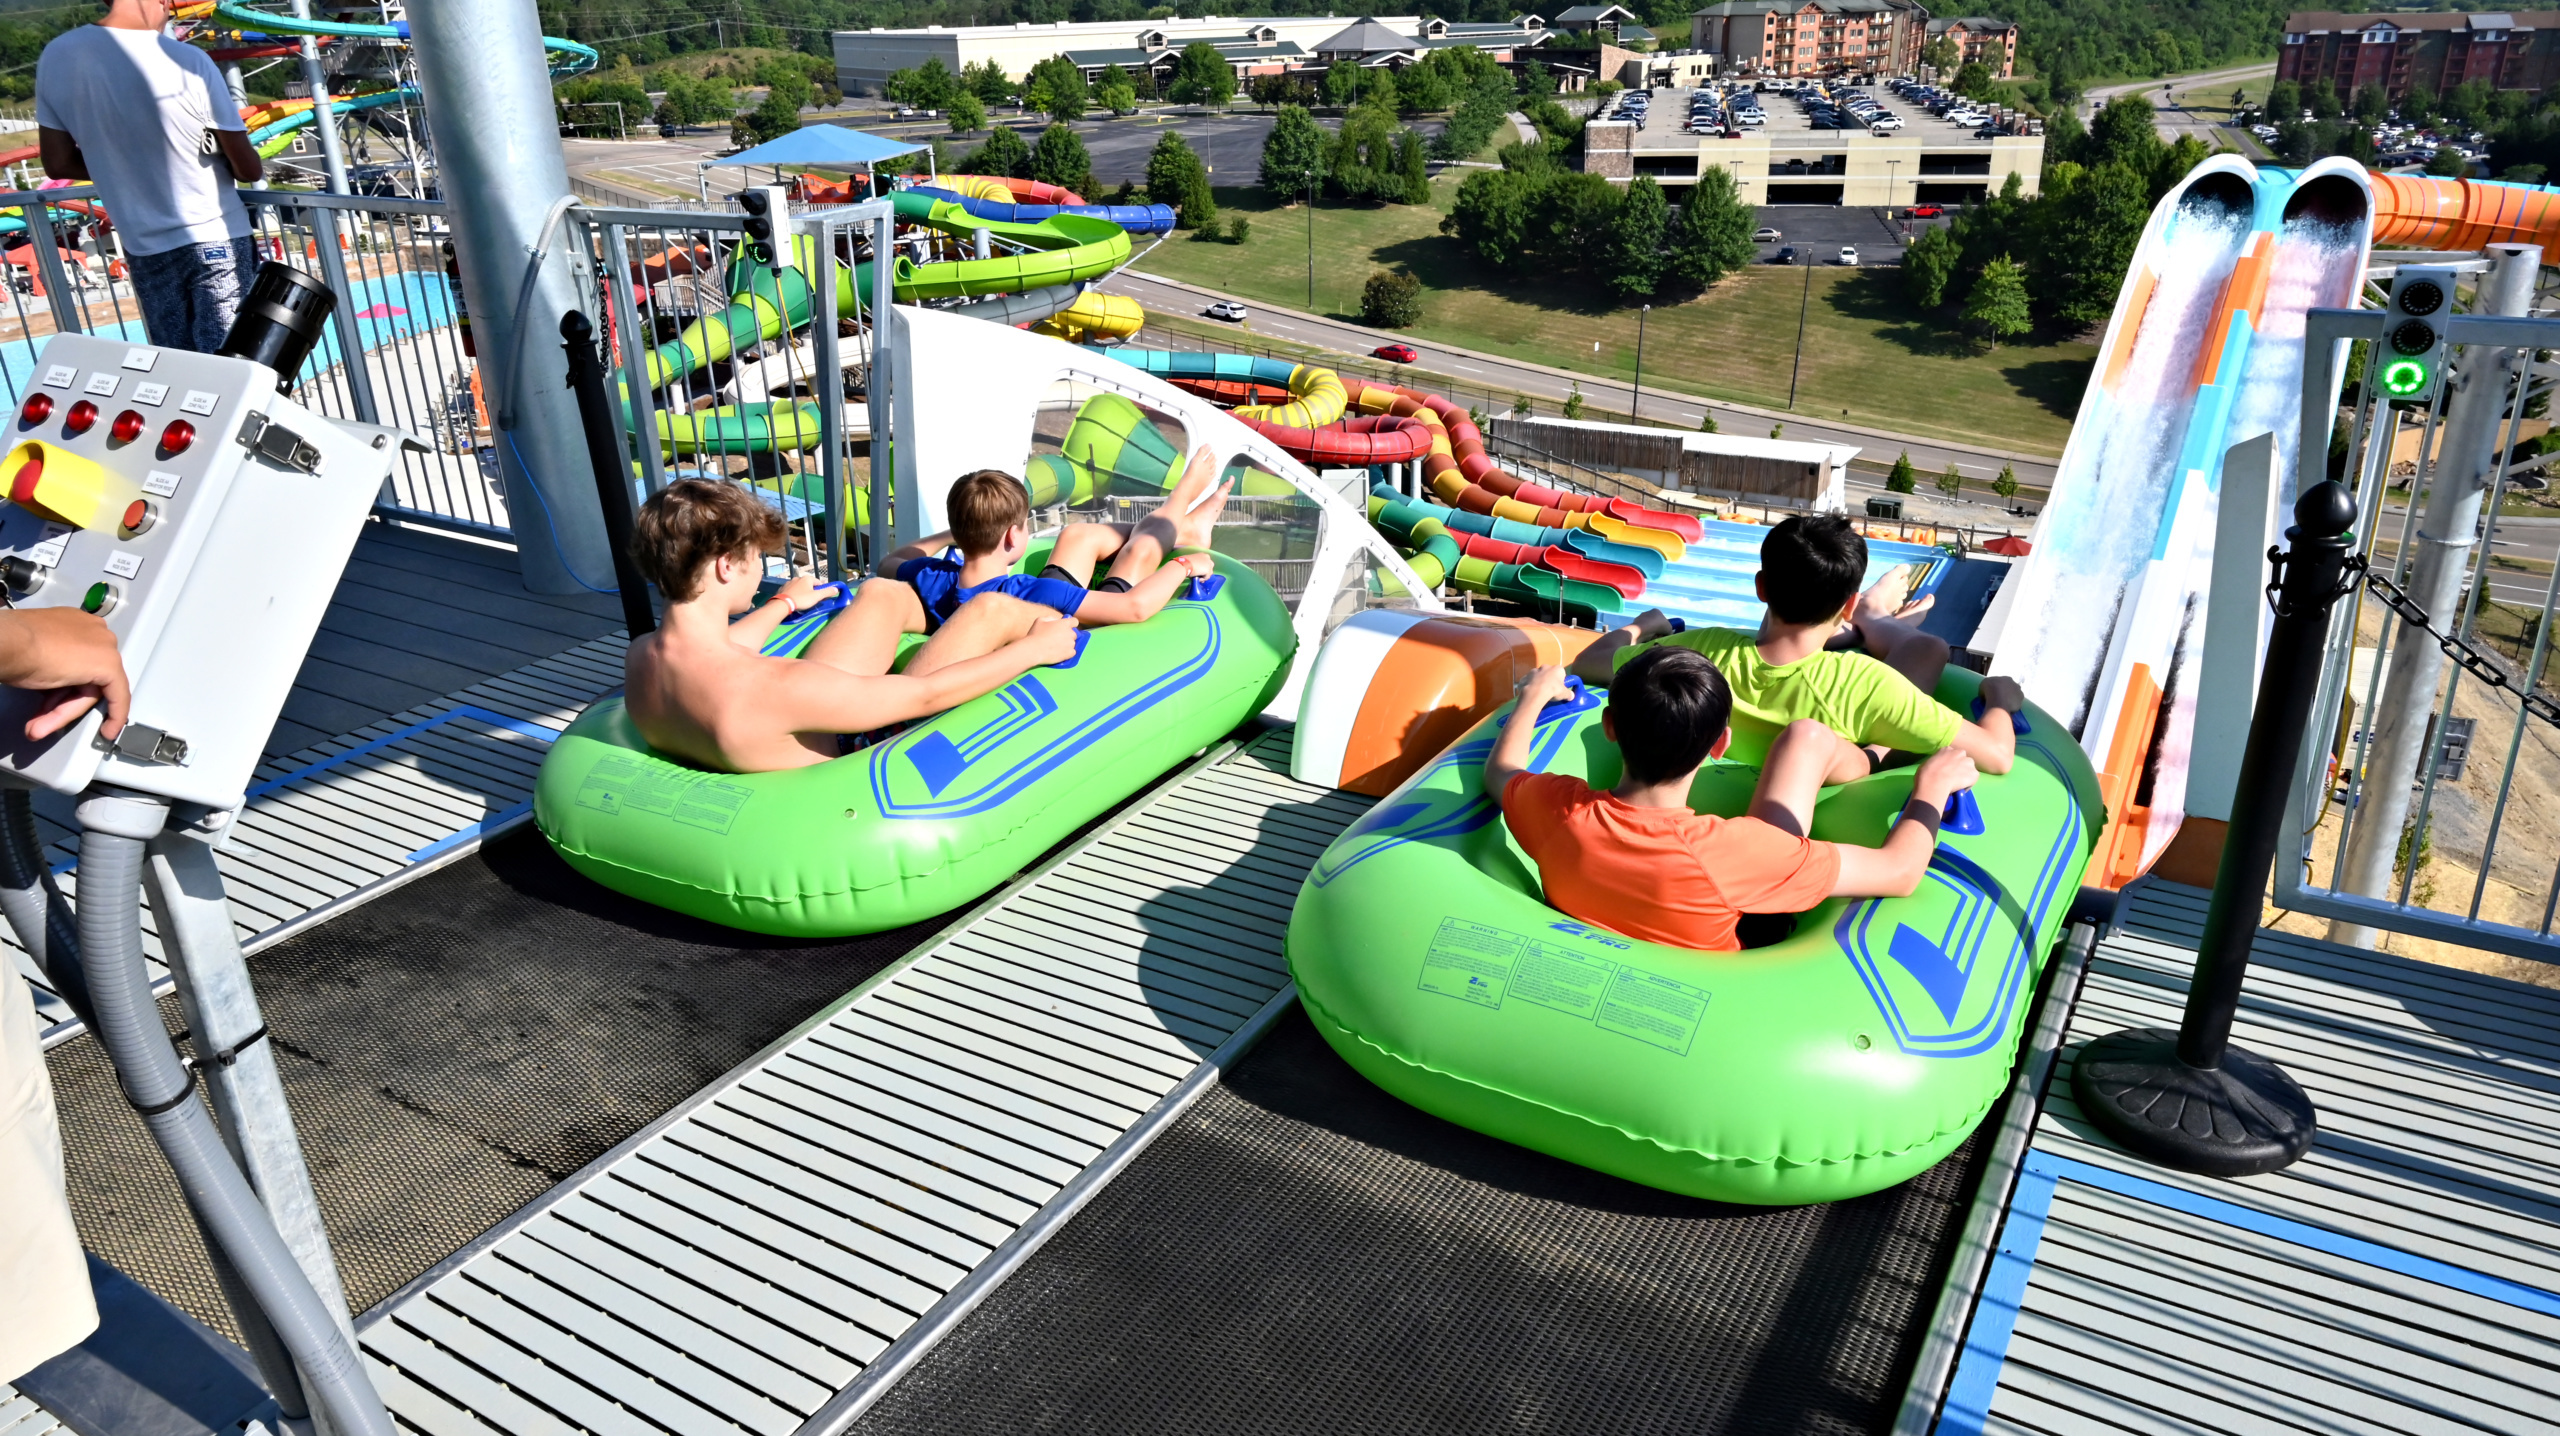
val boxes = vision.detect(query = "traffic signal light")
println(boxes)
[2379,266,2454,403]
[736,185,792,271]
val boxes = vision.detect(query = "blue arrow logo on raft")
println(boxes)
[1311,705,1584,888]
[905,677,1059,797]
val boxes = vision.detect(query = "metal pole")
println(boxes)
[2070,479,2359,1177]
[1787,255,1811,408]
[2328,242,2540,946]
[603,223,668,496]
[303,200,380,423]
[1632,303,1647,422]
[292,0,352,196]
[1306,171,1315,311]
[811,214,848,582]
[561,311,657,637]
[411,0,612,595]
[867,210,896,569]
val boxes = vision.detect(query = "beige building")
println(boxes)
[1925,16,2019,77]
[830,15,1417,94]
[1690,0,1932,77]
[1586,115,2042,205]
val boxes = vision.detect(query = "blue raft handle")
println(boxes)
[1049,628,1091,670]
[1971,694,2030,734]
[1942,788,1986,836]
[1667,617,1686,632]
[1539,674,1600,720]
[1185,571,1227,602]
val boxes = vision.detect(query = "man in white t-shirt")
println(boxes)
[35,0,265,353]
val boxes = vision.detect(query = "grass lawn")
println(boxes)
[1135,179,2094,455]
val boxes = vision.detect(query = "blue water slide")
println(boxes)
[909,186,1177,236]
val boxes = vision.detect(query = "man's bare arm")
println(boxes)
[37,127,86,182]
[1567,608,1673,688]
[1070,553,1210,626]
[773,618,1076,733]
[1942,675,2022,775]
[215,128,262,185]
[880,530,952,577]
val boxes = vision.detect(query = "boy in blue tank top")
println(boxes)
[884,449,1231,629]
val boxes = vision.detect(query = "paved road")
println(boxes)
[2084,62,2276,146]
[1095,268,2061,492]
[2375,504,2560,607]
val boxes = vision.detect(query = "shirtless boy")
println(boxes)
[623,479,1079,773]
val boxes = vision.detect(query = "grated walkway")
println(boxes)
[0,1387,65,1436]
[350,728,1370,1436]
[1934,880,2560,1435]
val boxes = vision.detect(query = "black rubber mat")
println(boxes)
[856,1007,1985,1436]
[47,826,946,1341]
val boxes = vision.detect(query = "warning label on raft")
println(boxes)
[1417,919,1710,1053]
[1419,918,1516,1009]
[573,756,753,835]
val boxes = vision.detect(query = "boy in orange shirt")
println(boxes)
[1489,647,1975,951]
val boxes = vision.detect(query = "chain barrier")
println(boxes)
[2355,561,2560,728]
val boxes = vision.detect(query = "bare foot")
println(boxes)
[1172,477,1233,550]
[1853,572,1934,624]
[1162,445,1221,508]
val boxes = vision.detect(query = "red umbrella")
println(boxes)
[1983,535,2032,557]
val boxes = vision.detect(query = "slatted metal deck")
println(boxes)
[1934,880,2560,1435]
[14,520,627,1040]
[0,1386,67,1436]
[348,727,1369,1436]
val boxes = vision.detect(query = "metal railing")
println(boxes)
[2279,303,2560,962]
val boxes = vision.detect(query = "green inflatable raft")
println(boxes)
[1286,669,2103,1205]
[535,553,1295,936]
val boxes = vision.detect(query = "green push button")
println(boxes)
[80,581,109,614]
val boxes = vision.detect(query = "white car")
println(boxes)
[1754,226,1783,242]
[1205,300,1248,322]
[1839,246,1859,266]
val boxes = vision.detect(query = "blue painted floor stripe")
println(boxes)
[1929,1145,2560,1433]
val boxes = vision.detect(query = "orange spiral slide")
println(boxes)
[2368,171,2560,252]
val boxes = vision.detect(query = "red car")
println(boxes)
[1373,343,1419,363]
[1908,203,1945,218]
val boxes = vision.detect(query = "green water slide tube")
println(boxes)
[1287,668,2103,1204]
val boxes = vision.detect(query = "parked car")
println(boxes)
[1908,203,1944,218]
[1773,245,1799,265]
[1838,245,1859,266]
[1753,226,1782,242]
[1206,300,1248,321]
[1372,343,1419,363]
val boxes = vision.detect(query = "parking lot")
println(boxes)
[1751,206,1923,266]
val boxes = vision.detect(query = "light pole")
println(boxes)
[1306,168,1317,310]
[1886,156,1900,211]
[1631,303,1650,422]
[1787,254,1812,408]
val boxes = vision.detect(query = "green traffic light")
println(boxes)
[2381,358,2430,397]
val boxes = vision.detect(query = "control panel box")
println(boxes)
[0,333,401,809]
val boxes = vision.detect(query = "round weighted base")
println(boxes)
[2070,1027,2317,1177]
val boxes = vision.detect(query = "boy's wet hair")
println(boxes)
[1759,513,1868,624]
[1610,646,1733,786]
[948,470,1032,554]
[630,478,783,602]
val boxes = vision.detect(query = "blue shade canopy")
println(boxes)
[709,125,926,169]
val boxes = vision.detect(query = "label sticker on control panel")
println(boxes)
[120,349,156,372]
[40,365,73,389]
[103,551,140,579]
[82,373,118,397]
[132,382,168,407]
[141,470,181,497]
[179,390,219,416]
[29,523,69,566]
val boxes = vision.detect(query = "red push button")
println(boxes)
[63,400,96,436]
[18,394,51,427]
[157,419,194,456]
[119,499,151,536]
[109,409,144,445]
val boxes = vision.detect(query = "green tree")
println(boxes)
[946,92,986,135]
[1169,42,1236,107]
[1887,451,1918,493]
[1361,269,1423,327]
[1769,423,1784,439]
[1513,393,1534,419]
[2401,81,2438,123]
[1097,64,1139,115]
[2428,145,2472,177]
[1516,59,1554,97]
[1954,61,1993,99]
[1145,130,1215,228]
[1607,175,1669,300]
[1442,166,1540,268]
[1699,412,1719,433]
[962,124,1032,179]
[2263,77,2302,120]
[887,59,958,110]
[1563,384,1587,420]
[1963,254,2034,345]
[1328,100,1404,203]
[961,58,1014,105]
[1992,463,2020,502]
[2351,82,2388,123]
[1936,462,1964,499]
[1922,36,1961,73]
[2085,95,2166,175]
[1226,213,1252,244]
[732,73,807,146]
[1260,104,1326,201]
[1665,166,1755,290]
[1904,224,1959,308]
[1323,60,1365,107]
[2305,77,2340,118]
[1394,126,1431,204]
[1025,55,1087,123]
[2029,161,2146,330]
[1030,123,1095,198]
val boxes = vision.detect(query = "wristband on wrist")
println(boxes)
[1898,796,1944,839]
